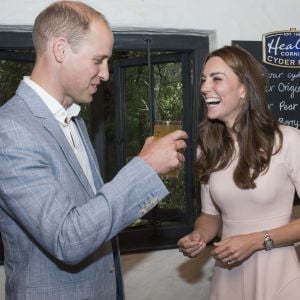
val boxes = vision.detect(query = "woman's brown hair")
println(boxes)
[195,45,282,189]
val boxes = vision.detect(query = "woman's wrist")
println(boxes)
[250,231,265,251]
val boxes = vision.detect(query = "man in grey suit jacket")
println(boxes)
[0,1,187,299]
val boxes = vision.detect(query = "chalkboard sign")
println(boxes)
[232,40,300,205]
[232,40,300,129]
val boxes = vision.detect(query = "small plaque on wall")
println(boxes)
[262,28,300,68]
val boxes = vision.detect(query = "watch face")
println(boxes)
[264,238,273,251]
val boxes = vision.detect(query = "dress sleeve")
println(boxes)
[283,125,300,197]
[201,183,220,215]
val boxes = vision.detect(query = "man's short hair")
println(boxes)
[32,1,110,55]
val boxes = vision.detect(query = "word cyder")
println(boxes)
[265,56,300,67]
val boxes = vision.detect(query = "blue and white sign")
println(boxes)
[262,28,300,68]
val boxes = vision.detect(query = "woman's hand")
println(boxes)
[177,231,206,258]
[211,232,262,265]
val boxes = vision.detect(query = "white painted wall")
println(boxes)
[0,0,299,48]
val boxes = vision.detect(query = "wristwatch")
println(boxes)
[263,231,274,251]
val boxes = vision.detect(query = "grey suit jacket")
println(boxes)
[0,81,168,299]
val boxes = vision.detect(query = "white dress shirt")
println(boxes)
[23,76,96,194]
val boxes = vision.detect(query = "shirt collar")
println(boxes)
[23,76,81,126]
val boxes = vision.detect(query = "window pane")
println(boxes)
[124,65,150,161]
[123,59,186,226]
[154,62,183,121]
[0,57,34,105]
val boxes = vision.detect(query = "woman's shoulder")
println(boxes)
[279,124,300,147]
[279,124,300,138]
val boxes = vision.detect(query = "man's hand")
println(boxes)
[138,130,188,175]
[177,231,206,258]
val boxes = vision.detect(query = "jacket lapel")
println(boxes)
[43,118,95,197]
[16,81,95,198]
[73,117,104,192]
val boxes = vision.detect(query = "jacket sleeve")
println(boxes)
[0,117,168,264]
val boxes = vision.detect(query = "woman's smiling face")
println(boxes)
[200,56,245,129]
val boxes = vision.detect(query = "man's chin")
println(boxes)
[74,96,93,105]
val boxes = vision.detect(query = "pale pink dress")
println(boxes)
[201,125,300,300]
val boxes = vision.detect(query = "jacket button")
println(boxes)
[109,267,115,273]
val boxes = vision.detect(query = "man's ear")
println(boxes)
[53,37,68,63]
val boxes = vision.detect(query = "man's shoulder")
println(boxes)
[0,92,26,117]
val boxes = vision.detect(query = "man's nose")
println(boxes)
[98,63,109,81]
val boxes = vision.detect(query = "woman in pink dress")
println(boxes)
[178,45,300,300]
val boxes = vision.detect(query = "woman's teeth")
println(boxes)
[206,98,221,105]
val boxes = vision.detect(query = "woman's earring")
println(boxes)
[240,97,246,104]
